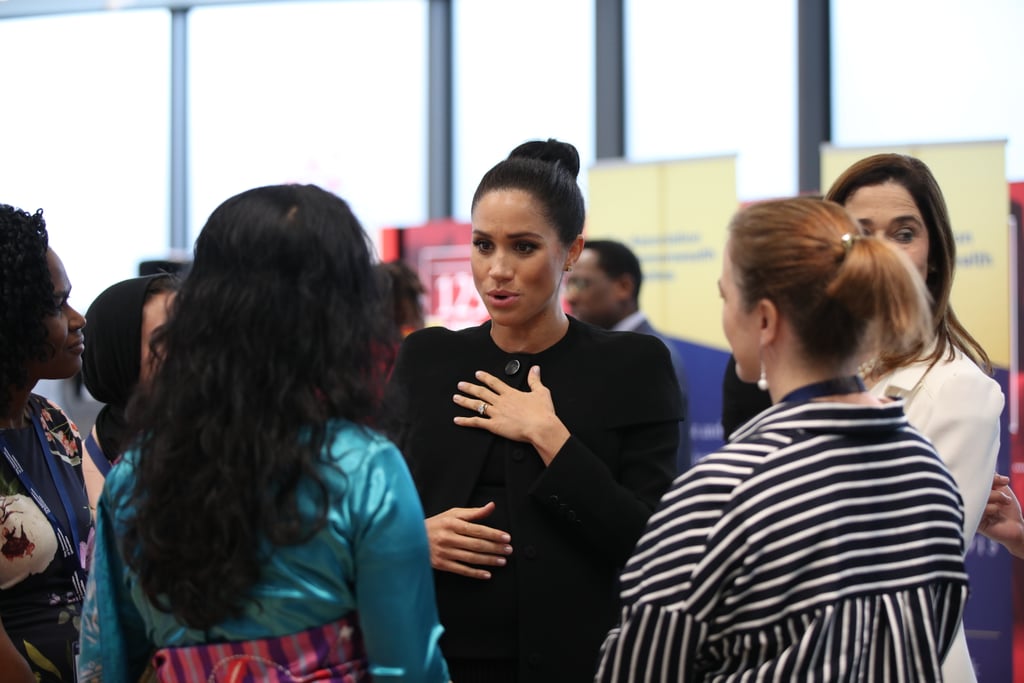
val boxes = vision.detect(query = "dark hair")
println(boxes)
[584,239,644,300]
[728,197,931,368]
[0,205,52,414]
[141,274,177,373]
[145,273,176,299]
[123,184,393,630]
[375,260,426,338]
[824,153,991,374]
[471,138,585,245]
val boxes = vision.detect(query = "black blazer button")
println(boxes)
[505,359,521,376]
[524,545,537,559]
[527,653,541,669]
[548,494,559,506]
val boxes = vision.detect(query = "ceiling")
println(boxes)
[0,0,315,19]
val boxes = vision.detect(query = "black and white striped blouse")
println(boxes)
[596,399,968,683]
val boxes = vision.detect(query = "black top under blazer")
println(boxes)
[386,317,682,683]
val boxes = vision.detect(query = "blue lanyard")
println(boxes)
[84,426,112,477]
[779,375,866,404]
[0,404,87,600]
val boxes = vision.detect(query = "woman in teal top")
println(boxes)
[81,424,444,682]
[77,184,448,683]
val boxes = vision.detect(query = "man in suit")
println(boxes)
[564,239,692,471]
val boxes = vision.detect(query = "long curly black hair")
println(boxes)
[0,205,52,414]
[122,184,394,630]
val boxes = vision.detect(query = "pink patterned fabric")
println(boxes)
[151,614,369,683]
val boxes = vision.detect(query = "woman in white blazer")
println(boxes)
[826,153,1004,683]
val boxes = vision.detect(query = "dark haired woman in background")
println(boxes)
[376,259,427,339]
[825,154,1002,683]
[0,203,91,681]
[597,198,967,682]
[80,273,176,514]
[78,184,448,682]
[386,140,681,682]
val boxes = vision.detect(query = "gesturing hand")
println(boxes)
[425,502,513,579]
[452,365,570,465]
[979,473,1024,559]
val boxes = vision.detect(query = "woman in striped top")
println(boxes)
[596,198,968,682]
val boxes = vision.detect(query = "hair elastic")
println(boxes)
[840,233,858,253]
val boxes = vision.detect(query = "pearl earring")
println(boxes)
[757,362,769,392]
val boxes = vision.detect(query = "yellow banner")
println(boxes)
[587,155,738,349]
[821,141,1009,368]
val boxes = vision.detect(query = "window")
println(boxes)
[626,0,798,200]
[452,0,595,219]
[0,10,171,310]
[188,0,428,248]
[832,0,1024,181]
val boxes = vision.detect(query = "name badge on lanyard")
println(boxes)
[0,404,87,600]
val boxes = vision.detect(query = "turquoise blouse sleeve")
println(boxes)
[77,426,447,683]
[77,461,153,683]
[337,435,449,683]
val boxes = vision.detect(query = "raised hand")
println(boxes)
[452,365,570,464]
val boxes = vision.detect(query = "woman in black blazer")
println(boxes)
[386,139,682,683]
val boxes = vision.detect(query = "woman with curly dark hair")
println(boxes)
[78,184,449,683]
[375,259,427,339]
[0,203,90,682]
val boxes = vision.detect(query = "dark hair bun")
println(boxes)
[508,139,580,179]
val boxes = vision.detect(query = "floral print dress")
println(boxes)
[0,395,91,682]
